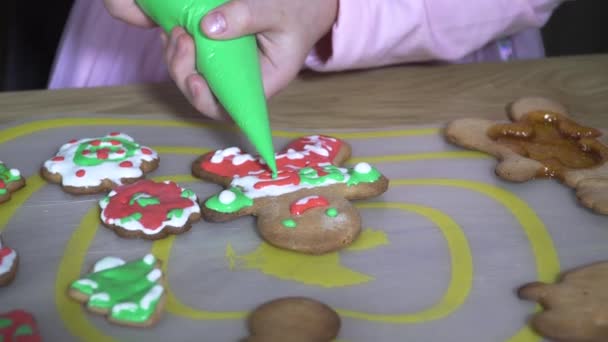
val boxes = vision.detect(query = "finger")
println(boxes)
[185,75,227,120]
[165,27,187,66]
[167,30,197,99]
[259,52,303,98]
[201,0,279,39]
[517,282,550,303]
[104,0,156,28]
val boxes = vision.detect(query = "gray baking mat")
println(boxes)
[1,114,606,342]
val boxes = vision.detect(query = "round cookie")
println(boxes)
[42,133,159,194]
[99,180,201,240]
[0,310,41,342]
[244,297,341,342]
[0,235,18,287]
[0,161,25,204]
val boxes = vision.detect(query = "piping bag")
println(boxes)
[135,0,278,177]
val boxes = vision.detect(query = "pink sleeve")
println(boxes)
[305,0,564,71]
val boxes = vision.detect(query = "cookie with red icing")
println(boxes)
[0,310,41,342]
[192,135,389,254]
[0,235,18,287]
[42,133,159,194]
[0,161,25,205]
[99,180,201,240]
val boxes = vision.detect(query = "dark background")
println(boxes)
[0,0,606,92]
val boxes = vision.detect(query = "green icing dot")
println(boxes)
[167,208,184,219]
[347,164,381,186]
[326,208,339,217]
[120,212,142,224]
[14,324,34,336]
[205,187,253,213]
[0,188,7,196]
[0,318,12,329]
[282,219,297,229]
[181,189,195,198]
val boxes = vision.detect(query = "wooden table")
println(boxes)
[1,54,607,129]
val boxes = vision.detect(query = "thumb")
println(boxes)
[201,0,277,39]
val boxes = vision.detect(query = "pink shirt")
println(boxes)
[48,0,564,89]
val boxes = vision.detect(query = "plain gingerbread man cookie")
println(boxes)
[192,135,389,254]
[445,97,608,215]
[518,261,608,342]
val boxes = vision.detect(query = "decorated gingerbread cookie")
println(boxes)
[445,97,608,214]
[192,135,389,254]
[518,261,608,342]
[0,161,25,204]
[42,133,159,194]
[0,235,18,287]
[243,297,341,342]
[99,180,201,240]
[0,310,41,342]
[68,254,165,327]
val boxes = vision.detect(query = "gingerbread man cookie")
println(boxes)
[99,180,201,240]
[0,235,18,287]
[0,161,25,204]
[518,261,608,342]
[192,135,389,254]
[42,133,159,194]
[445,97,608,214]
[0,310,41,342]
[68,254,166,327]
[243,297,341,342]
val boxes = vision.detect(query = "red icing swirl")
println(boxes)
[103,180,195,230]
[290,196,330,216]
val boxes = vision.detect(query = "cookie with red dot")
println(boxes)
[0,161,25,205]
[99,180,201,240]
[192,135,389,254]
[41,133,159,194]
[0,235,18,287]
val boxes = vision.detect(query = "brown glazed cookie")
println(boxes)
[41,133,159,194]
[445,97,608,214]
[243,297,341,342]
[99,179,201,240]
[0,161,25,204]
[67,254,166,328]
[518,261,608,342]
[0,235,18,287]
[192,135,389,254]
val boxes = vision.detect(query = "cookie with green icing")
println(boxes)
[68,254,166,327]
[0,161,25,205]
[193,135,389,254]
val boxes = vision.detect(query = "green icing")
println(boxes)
[282,219,297,229]
[73,137,139,166]
[129,193,160,207]
[205,187,253,213]
[167,208,184,219]
[0,318,12,329]
[70,255,163,324]
[14,325,34,336]
[326,208,338,217]
[120,212,143,224]
[347,165,381,186]
[0,163,20,183]
[0,189,7,196]
[299,165,345,185]
[181,189,195,198]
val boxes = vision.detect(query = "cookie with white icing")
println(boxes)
[99,179,201,240]
[0,161,25,204]
[0,235,18,287]
[68,254,166,328]
[192,135,389,254]
[42,133,159,194]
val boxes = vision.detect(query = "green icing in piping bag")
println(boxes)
[135,0,277,177]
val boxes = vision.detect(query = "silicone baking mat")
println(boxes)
[1,114,606,342]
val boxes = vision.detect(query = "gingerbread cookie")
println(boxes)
[0,161,25,204]
[518,261,608,342]
[42,133,159,194]
[243,297,340,342]
[0,310,41,342]
[192,135,389,254]
[445,97,608,214]
[99,180,201,240]
[68,254,165,327]
[0,235,18,287]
